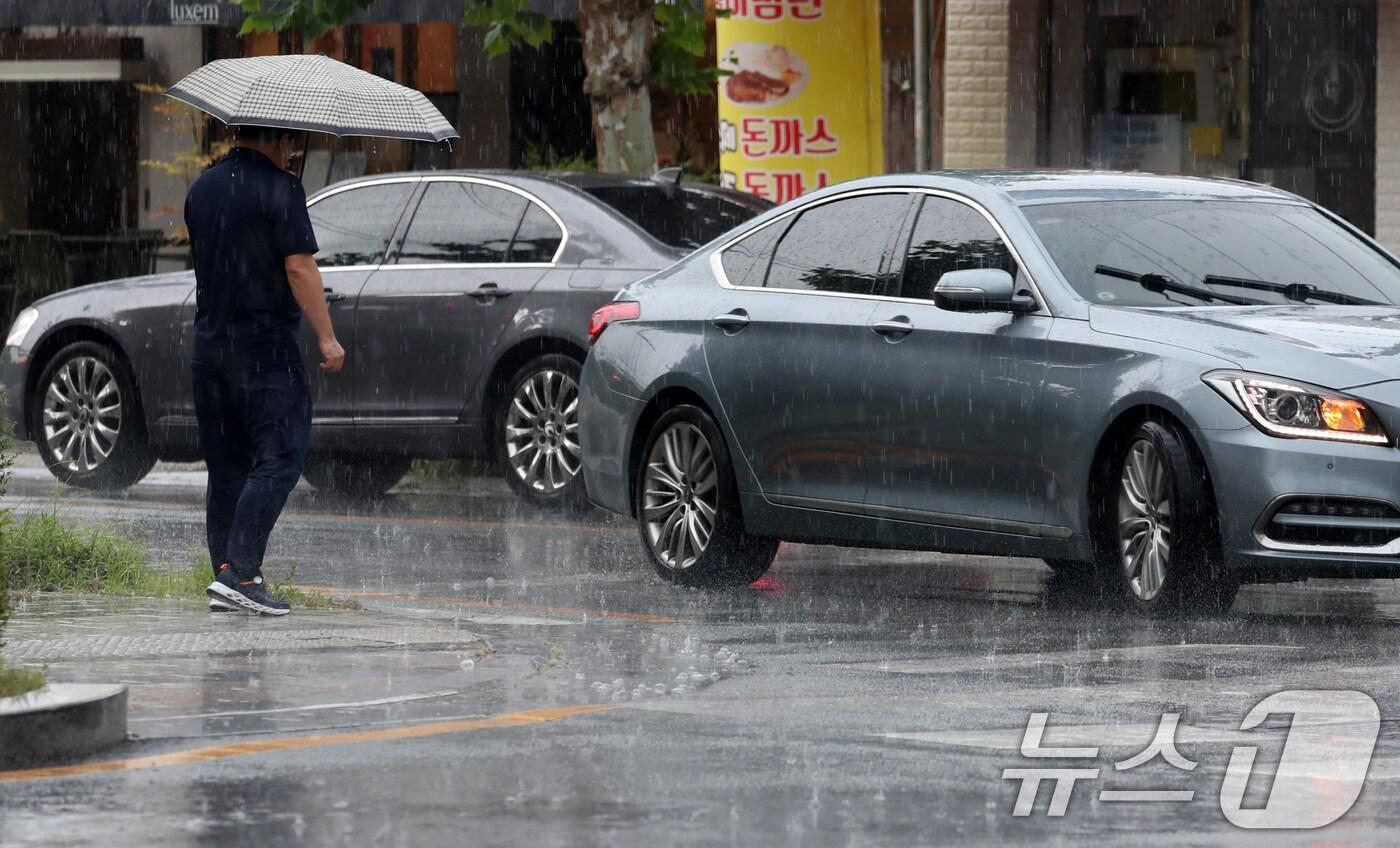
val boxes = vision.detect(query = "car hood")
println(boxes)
[31,270,194,310]
[1089,304,1400,389]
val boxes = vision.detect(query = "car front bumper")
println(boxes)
[1200,421,1400,578]
[578,353,643,518]
[1,347,29,441]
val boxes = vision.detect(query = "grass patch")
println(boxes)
[1,510,357,610]
[0,663,44,699]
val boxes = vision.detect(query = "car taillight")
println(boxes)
[588,301,640,346]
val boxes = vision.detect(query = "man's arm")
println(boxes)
[285,253,346,373]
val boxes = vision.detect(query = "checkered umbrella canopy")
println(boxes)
[167,54,459,143]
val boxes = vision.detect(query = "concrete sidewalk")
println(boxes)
[1,595,501,747]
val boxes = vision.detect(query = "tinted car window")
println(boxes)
[901,197,1019,301]
[507,203,564,263]
[398,181,527,264]
[582,185,770,249]
[766,194,908,295]
[720,220,785,288]
[308,182,415,267]
[1025,199,1400,307]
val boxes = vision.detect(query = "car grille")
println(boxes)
[1260,497,1400,552]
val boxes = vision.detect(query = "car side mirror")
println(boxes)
[932,268,1038,313]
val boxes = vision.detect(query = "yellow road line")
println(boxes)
[295,586,683,625]
[0,704,618,785]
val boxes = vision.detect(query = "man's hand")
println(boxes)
[319,335,346,373]
[285,253,347,375]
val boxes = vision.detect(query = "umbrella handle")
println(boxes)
[294,133,308,181]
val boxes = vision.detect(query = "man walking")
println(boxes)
[185,125,345,616]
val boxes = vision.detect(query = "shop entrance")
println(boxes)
[1249,1,1376,232]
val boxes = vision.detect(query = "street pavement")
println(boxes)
[5,459,1400,846]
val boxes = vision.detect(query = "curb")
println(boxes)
[0,684,127,768]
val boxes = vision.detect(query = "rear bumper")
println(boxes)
[578,354,642,517]
[1200,424,1400,577]
[1,348,29,441]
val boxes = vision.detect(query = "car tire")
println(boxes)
[32,341,155,491]
[496,354,587,509]
[303,454,411,499]
[634,404,778,587]
[1095,420,1238,613]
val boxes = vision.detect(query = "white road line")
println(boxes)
[880,723,1281,751]
[840,643,1305,675]
[129,690,462,722]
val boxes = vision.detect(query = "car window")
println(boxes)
[507,203,564,263]
[397,181,528,264]
[1024,199,1400,307]
[719,220,785,288]
[900,196,1019,301]
[307,182,415,267]
[581,184,771,249]
[765,193,908,295]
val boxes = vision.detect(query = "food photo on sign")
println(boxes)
[716,0,884,204]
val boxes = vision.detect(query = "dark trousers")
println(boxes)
[192,360,312,581]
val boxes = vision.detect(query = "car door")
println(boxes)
[352,177,560,421]
[862,192,1054,534]
[301,177,418,422]
[703,190,914,507]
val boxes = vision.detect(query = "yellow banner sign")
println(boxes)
[716,0,883,205]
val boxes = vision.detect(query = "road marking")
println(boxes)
[840,643,1305,676]
[128,690,463,723]
[879,722,1275,751]
[0,704,618,784]
[295,586,684,625]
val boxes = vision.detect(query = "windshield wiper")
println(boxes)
[1095,265,1262,306]
[1200,274,1381,306]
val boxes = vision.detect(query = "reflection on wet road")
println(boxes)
[5,465,1400,844]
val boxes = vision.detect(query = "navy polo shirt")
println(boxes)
[185,147,319,366]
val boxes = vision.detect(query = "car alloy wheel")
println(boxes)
[642,421,719,571]
[504,368,581,494]
[42,355,122,474]
[1117,437,1172,601]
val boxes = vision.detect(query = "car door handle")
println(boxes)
[710,309,750,331]
[323,288,347,303]
[470,283,512,301]
[871,317,914,338]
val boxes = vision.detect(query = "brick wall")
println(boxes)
[942,0,1041,170]
[942,0,1011,169]
[1377,0,1400,247]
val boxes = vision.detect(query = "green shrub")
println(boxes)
[0,509,355,610]
[1,392,12,639]
[0,394,43,698]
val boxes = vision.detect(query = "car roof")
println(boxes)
[315,169,769,207]
[843,170,1304,206]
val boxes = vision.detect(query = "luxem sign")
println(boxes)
[171,1,221,25]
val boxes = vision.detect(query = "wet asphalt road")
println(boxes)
[7,463,1400,845]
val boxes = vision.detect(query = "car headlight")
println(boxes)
[5,308,38,350]
[1204,370,1390,445]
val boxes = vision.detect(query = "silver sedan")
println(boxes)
[580,171,1400,612]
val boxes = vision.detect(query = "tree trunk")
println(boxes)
[579,0,657,175]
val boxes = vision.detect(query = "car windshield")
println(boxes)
[581,185,769,250]
[1023,199,1400,308]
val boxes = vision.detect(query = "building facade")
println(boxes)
[3,0,1397,267]
[0,1,598,279]
[941,0,1400,243]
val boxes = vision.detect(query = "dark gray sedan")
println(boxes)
[0,170,769,504]
[580,171,1400,611]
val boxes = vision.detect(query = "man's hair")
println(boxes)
[234,124,296,144]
